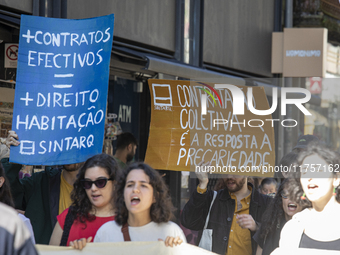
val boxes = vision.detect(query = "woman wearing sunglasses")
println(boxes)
[253,178,307,255]
[72,163,186,250]
[51,162,185,251]
[49,153,119,247]
[272,142,340,253]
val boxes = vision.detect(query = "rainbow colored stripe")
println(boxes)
[196,82,223,107]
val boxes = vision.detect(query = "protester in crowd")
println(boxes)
[253,178,309,255]
[49,153,118,247]
[0,162,36,244]
[274,142,340,252]
[113,132,138,169]
[181,161,271,255]
[274,151,299,179]
[72,162,186,250]
[1,131,83,244]
[259,178,277,196]
[292,134,318,153]
[0,202,38,255]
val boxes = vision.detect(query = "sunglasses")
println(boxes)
[280,192,289,199]
[80,177,113,189]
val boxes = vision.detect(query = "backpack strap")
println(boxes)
[60,207,75,246]
[121,223,131,241]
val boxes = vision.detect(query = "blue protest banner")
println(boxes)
[10,14,114,165]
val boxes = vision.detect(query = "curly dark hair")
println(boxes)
[260,178,310,239]
[68,153,119,223]
[0,162,14,207]
[114,162,174,226]
[288,142,340,204]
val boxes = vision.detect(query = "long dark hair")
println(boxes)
[259,178,310,239]
[114,162,174,226]
[0,162,15,207]
[288,142,340,204]
[68,153,119,223]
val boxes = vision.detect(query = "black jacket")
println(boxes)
[181,183,271,255]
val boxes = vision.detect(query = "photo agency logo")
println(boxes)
[196,83,312,128]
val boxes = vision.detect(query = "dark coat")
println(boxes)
[2,158,61,244]
[181,183,271,255]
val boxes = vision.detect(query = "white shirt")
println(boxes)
[18,213,36,244]
[94,221,187,243]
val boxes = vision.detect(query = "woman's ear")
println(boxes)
[0,176,5,188]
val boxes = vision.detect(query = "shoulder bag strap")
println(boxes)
[121,223,131,241]
[60,208,75,246]
[202,191,217,230]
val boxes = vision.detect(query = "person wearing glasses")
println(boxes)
[49,153,119,247]
[72,162,186,250]
[259,178,278,196]
[253,178,307,255]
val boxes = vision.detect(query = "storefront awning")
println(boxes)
[0,10,20,29]
[111,45,244,84]
[146,54,245,84]
[111,45,321,106]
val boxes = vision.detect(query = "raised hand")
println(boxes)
[195,160,211,189]
[6,131,20,148]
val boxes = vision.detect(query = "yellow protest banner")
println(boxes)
[145,80,275,177]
